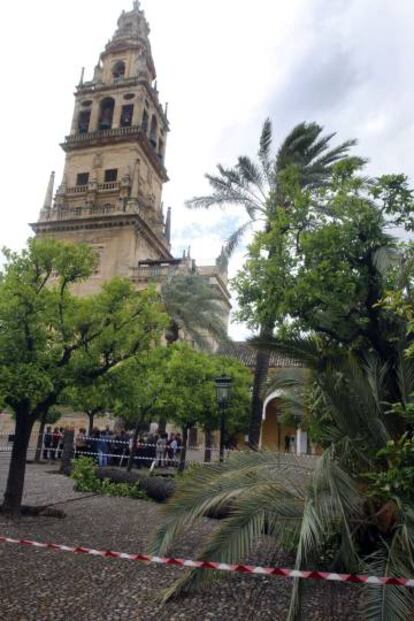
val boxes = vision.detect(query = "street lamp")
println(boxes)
[215,375,233,463]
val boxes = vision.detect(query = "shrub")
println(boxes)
[139,476,175,502]
[71,457,147,499]
[366,435,414,503]
[71,456,100,492]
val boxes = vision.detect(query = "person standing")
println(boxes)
[57,427,65,459]
[156,434,167,467]
[75,428,87,458]
[51,427,60,461]
[98,429,109,467]
[43,426,53,460]
[169,435,178,466]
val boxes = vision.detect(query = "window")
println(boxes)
[76,172,89,186]
[120,104,133,127]
[78,110,91,134]
[149,114,158,148]
[104,169,118,182]
[142,109,149,133]
[112,60,126,81]
[98,97,115,130]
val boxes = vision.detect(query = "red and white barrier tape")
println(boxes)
[0,536,413,587]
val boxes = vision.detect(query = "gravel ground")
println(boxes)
[0,461,362,620]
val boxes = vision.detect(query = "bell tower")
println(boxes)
[32,2,173,293]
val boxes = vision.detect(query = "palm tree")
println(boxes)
[160,269,228,351]
[151,339,414,620]
[186,120,360,446]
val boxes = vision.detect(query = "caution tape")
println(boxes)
[0,536,413,587]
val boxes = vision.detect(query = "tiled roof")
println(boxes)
[217,341,303,368]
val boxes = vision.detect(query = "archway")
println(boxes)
[98,97,115,130]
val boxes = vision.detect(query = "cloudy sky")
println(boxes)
[1,0,413,339]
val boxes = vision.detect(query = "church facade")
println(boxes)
[31,1,230,320]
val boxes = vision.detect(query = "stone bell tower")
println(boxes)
[32,1,173,294]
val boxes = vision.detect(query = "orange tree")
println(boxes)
[0,238,167,514]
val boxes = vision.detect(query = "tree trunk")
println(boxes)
[34,414,47,464]
[87,412,95,437]
[249,322,273,448]
[204,428,212,463]
[178,425,189,473]
[60,430,74,475]
[158,418,167,435]
[2,413,35,515]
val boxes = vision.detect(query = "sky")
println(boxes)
[1,0,414,340]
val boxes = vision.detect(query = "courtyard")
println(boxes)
[0,460,359,621]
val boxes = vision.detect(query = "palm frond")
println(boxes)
[223,220,253,257]
[362,541,414,621]
[258,118,273,181]
[250,335,323,369]
[237,156,265,193]
[151,451,307,601]
[161,271,229,351]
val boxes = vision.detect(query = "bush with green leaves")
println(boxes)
[366,435,414,503]
[71,457,100,492]
[71,457,147,499]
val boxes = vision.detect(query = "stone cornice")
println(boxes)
[30,213,173,261]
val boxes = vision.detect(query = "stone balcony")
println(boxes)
[39,202,139,222]
[63,125,142,148]
[65,182,120,195]
[61,125,168,181]
[133,260,184,282]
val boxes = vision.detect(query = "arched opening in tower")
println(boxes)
[98,98,115,130]
[78,110,91,134]
[149,115,158,149]
[112,60,126,81]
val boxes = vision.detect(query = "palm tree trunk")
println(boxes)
[204,428,212,463]
[2,412,34,514]
[249,321,273,448]
[178,425,189,472]
[87,412,94,437]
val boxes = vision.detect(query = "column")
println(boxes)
[296,428,308,456]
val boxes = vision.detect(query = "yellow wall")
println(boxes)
[261,399,297,451]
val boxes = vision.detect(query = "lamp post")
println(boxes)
[215,375,233,463]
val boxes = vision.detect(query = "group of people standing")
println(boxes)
[70,427,183,468]
[42,426,65,461]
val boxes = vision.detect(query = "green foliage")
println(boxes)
[153,343,251,434]
[233,164,411,347]
[109,347,170,430]
[152,351,414,619]
[163,123,414,618]
[71,456,99,492]
[0,238,168,511]
[366,436,414,503]
[186,119,359,445]
[60,379,113,429]
[0,238,167,420]
[44,407,63,426]
[70,457,146,499]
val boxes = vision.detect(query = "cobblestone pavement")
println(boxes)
[0,461,361,620]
